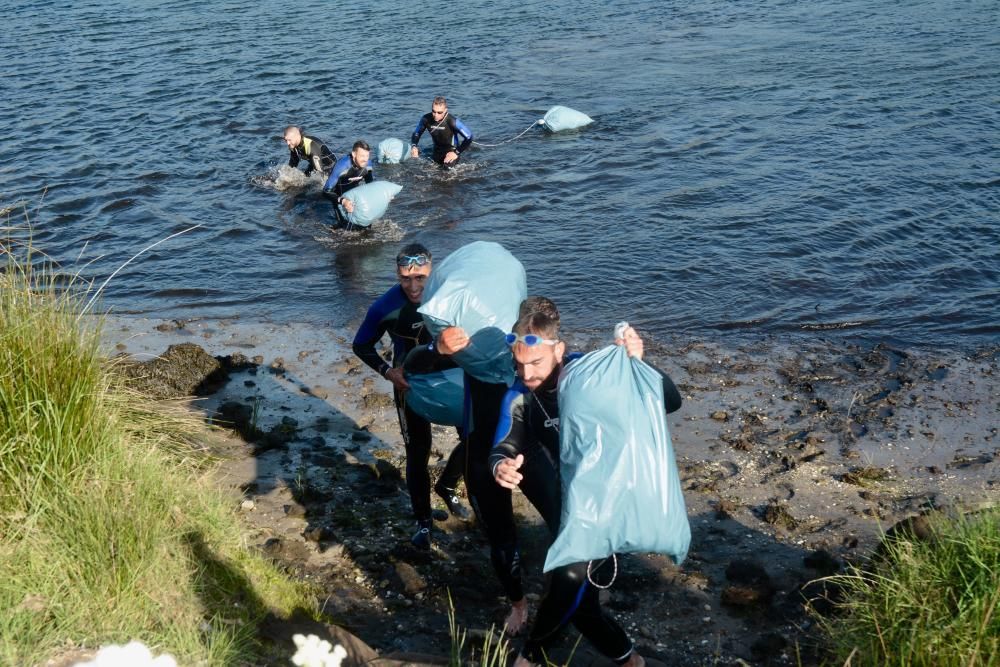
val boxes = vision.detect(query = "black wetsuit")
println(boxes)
[288,134,335,175]
[352,285,466,522]
[404,345,523,601]
[410,112,474,165]
[323,154,375,229]
[489,355,683,664]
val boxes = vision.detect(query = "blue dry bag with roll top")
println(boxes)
[377,138,408,164]
[337,181,402,227]
[417,241,527,386]
[543,342,690,572]
[404,367,464,426]
[541,105,594,132]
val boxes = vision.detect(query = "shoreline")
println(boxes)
[104,315,998,665]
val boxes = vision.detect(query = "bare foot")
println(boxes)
[503,598,529,636]
[623,652,646,667]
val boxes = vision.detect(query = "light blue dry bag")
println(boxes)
[541,105,594,132]
[404,368,464,427]
[544,344,690,572]
[417,241,527,385]
[337,181,402,227]
[377,138,408,164]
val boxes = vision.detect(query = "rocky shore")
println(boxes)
[105,316,998,666]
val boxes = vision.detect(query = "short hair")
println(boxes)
[396,243,431,264]
[283,125,300,136]
[432,96,448,108]
[352,140,371,152]
[514,296,560,339]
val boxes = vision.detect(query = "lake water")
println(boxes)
[3,0,998,349]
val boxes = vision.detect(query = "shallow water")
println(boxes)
[3,0,998,348]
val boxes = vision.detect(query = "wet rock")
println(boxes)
[216,401,264,442]
[308,385,330,400]
[368,459,402,482]
[841,466,890,486]
[750,632,788,661]
[711,410,729,421]
[218,352,254,371]
[760,501,799,530]
[393,562,428,596]
[258,611,379,666]
[363,392,395,409]
[284,504,307,519]
[722,559,775,608]
[115,342,228,399]
[725,559,771,586]
[303,526,337,543]
[803,549,842,576]
[713,498,741,520]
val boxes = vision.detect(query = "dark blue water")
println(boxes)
[3,0,998,348]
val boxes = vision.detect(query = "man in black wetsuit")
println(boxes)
[409,96,474,166]
[403,325,525,635]
[323,140,375,229]
[490,297,683,667]
[283,126,336,175]
[352,244,470,550]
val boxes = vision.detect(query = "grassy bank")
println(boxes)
[0,246,317,665]
[817,508,999,666]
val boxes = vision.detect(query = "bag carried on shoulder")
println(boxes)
[417,241,526,385]
[544,344,690,572]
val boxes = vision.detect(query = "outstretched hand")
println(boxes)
[615,325,644,360]
[494,454,524,490]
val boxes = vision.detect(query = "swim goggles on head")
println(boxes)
[397,254,430,268]
[505,333,558,347]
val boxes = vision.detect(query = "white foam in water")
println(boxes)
[250,165,326,191]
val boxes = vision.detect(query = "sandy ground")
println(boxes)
[104,315,998,666]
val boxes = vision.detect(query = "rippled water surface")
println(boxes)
[3,0,997,347]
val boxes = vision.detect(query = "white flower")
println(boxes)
[290,634,347,667]
[73,640,177,667]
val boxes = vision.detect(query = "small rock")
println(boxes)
[240,499,255,511]
[711,410,729,421]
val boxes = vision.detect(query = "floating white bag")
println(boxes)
[541,105,594,132]
[377,138,408,164]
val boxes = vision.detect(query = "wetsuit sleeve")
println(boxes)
[401,339,458,374]
[650,363,683,414]
[288,148,300,168]
[351,293,395,378]
[489,386,530,477]
[323,156,351,199]
[451,117,473,154]
[410,115,428,148]
[364,162,374,184]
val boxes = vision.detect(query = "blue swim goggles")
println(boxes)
[505,333,558,347]
[397,254,430,268]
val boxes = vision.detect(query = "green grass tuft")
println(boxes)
[0,236,317,665]
[815,508,999,666]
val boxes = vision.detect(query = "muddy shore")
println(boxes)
[104,315,998,666]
